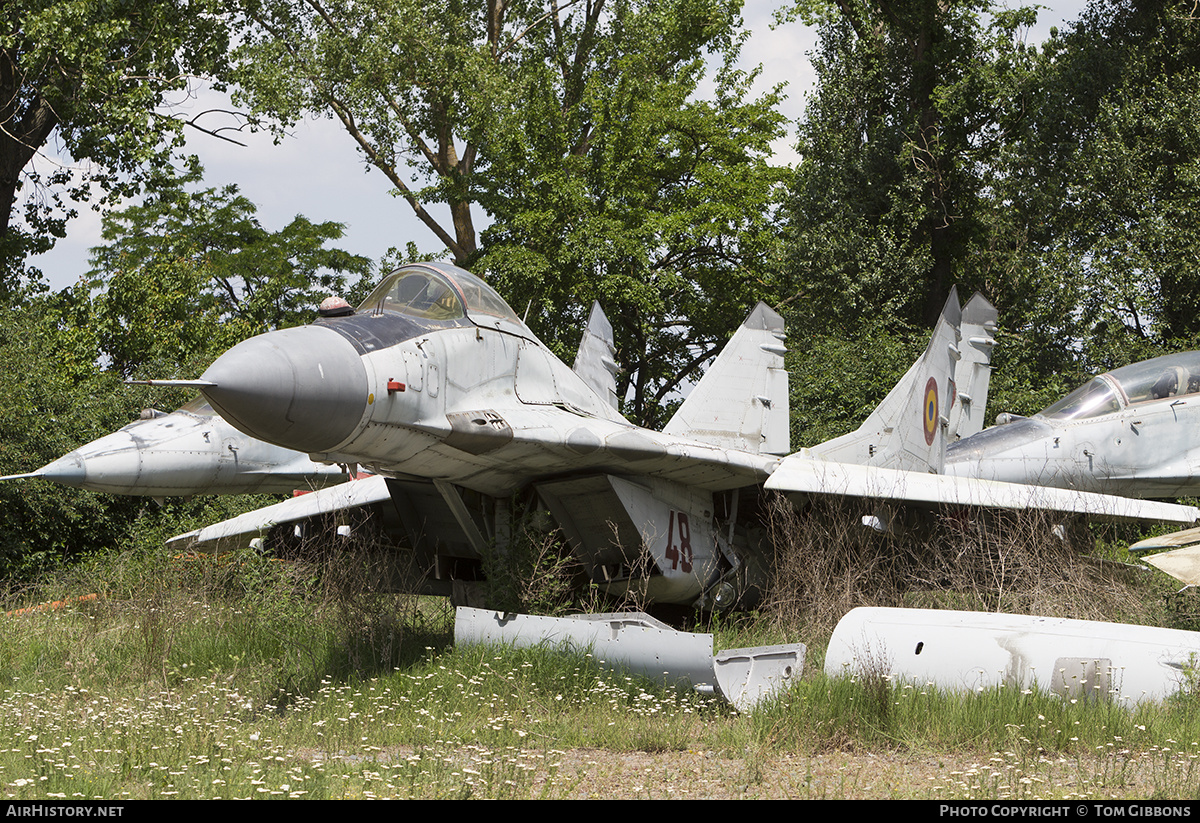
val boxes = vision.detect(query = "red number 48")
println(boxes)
[664,510,693,573]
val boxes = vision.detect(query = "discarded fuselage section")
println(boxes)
[453,607,804,712]
[825,607,1200,705]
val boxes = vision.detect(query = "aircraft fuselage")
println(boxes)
[195,264,779,606]
[946,352,1200,498]
[200,275,773,499]
[15,401,349,497]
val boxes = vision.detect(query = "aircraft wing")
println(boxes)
[765,454,1200,524]
[1142,546,1200,587]
[167,474,393,552]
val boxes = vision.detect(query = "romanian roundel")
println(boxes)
[923,377,938,446]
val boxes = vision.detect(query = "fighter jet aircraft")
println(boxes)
[1,395,352,498]
[159,263,1199,608]
[945,350,1200,499]
[7,310,619,502]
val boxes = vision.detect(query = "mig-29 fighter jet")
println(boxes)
[157,263,1199,608]
[2,395,352,499]
[945,351,1200,499]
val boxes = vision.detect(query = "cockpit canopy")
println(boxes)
[180,395,215,416]
[358,263,530,337]
[1040,352,1200,421]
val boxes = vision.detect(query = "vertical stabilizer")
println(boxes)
[808,288,962,473]
[572,302,621,410]
[663,303,789,455]
[947,292,997,440]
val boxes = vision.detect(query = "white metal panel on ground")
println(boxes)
[455,607,716,689]
[455,608,807,710]
[825,607,1200,704]
[713,644,806,712]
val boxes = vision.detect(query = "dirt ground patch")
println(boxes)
[532,747,1195,799]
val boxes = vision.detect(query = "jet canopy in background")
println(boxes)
[947,351,1200,499]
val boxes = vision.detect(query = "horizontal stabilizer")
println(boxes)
[168,474,393,552]
[663,302,789,455]
[1143,545,1200,587]
[1129,526,1200,554]
[765,454,1200,524]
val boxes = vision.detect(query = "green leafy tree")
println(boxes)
[778,0,1122,428]
[926,0,1200,418]
[786,321,922,446]
[0,0,231,290]
[87,163,374,377]
[477,46,787,426]
[0,290,147,575]
[230,0,787,424]
[0,163,373,573]
[1013,0,1200,369]
[781,0,1040,330]
[230,0,516,263]
[0,288,296,579]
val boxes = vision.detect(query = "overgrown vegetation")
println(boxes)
[3,510,1200,798]
[477,525,585,617]
[762,496,1167,644]
[4,0,1200,800]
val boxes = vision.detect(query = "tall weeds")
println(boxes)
[0,523,446,705]
[763,494,1160,643]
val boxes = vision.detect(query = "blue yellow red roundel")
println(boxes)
[923,377,938,446]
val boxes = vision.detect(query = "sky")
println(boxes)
[27,1,1089,293]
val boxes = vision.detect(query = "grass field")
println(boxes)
[3,521,1200,800]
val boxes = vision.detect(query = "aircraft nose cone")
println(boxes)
[35,452,89,488]
[200,326,368,453]
[33,431,144,493]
